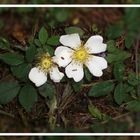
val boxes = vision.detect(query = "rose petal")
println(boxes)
[53,46,73,67]
[50,67,64,82]
[85,57,103,77]
[85,35,107,54]
[60,33,81,49]
[92,55,108,70]
[28,67,47,87]
[65,61,84,82]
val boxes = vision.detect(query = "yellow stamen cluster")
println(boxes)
[72,46,90,64]
[37,53,53,73]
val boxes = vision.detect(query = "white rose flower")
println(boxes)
[53,33,108,82]
[29,53,64,87]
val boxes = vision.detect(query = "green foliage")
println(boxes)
[47,36,60,46]
[106,121,129,133]
[34,27,58,56]
[34,39,42,47]
[45,8,70,28]
[91,123,105,133]
[46,46,54,56]
[125,33,135,49]
[11,63,31,81]
[65,26,85,37]
[106,40,116,53]
[88,103,102,120]
[128,72,140,86]
[88,102,108,120]
[124,8,140,32]
[0,83,20,104]
[54,9,69,22]
[106,40,131,64]
[39,26,48,45]
[114,82,126,105]
[0,7,140,127]
[0,53,24,65]
[113,62,125,81]
[72,80,83,92]
[106,24,124,39]
[88,81,115,97]
[0,37,10,50]
[39,83,55,99]
[91,120,129,133]
[107,8,140,49]
[19,84,38,112]
[106,49,131,63]
[126,99,140,112]
[84,68,92,82]
[25,45,37,62]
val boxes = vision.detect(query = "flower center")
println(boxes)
[42,58,52,69]
[38,53,53,72]
[72,46,90,63]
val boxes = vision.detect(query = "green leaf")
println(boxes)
[72,80,83,92]
[34,39,41,47]
[124,83,134,93]
[0,53,24,65]
[19,84,38,112]
[106,24,124,39]
[39,27,48,45]
[11,63,31,81]
[46,46,54,56]
[47,36,60,46]
[128,72,140,86]
[88,102,109,121]
[125,33,135,49]
[106,50,131,63]
[126,99,140,112]
[65,26,85,37]
[25,45,37,62]
[84,68,92,81]
[0,83,20,104]
[88,81,115,97]
[107,40,116,53]
[88,102,102,120]
[124,8,140,31]
[39,83,55,99]
[113,62,125,81]
[114,82,126,105]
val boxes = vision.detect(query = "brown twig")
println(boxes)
[82,79,117,87]
[0,110,15,118]
[135,37,140,96]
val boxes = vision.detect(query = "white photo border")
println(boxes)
[0,3,139,136]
